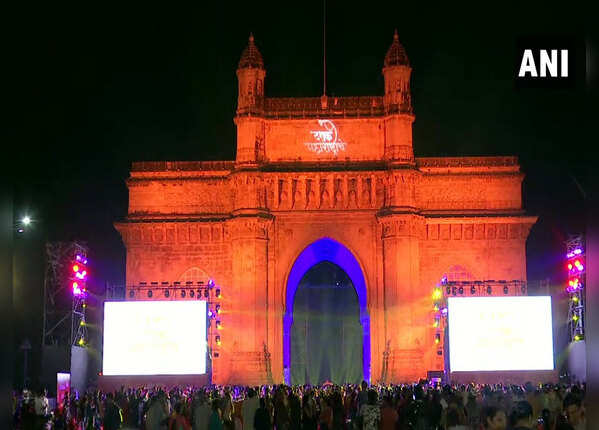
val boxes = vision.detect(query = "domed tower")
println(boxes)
[235,33,266,165]
[382,30,415,164]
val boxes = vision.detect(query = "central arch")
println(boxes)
[283,237,370,384]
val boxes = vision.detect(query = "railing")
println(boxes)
[131,161,235,172]
[264,96,387,118]
[416,156,519,168]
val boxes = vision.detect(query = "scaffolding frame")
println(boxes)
[566,235,585,342]
[42,241,88,348]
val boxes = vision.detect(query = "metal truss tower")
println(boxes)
[42,241,88,347]
[566,235,586,342]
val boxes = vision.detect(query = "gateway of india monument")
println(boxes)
[115,32,537,385]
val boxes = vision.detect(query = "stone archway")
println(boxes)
[283,237,370,384]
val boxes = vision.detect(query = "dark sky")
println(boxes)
[12,3,594,384]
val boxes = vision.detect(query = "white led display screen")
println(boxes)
[103,301,207,375]
[448,297,554,372]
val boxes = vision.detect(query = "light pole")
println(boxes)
[20,338,32,388]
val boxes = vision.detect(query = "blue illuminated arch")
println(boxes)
[283,237,370,383]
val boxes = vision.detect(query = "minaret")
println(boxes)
[235,33,266,165]
[382,30,415,164]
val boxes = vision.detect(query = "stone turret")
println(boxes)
[382,30,415,164]
[235,33,266,165]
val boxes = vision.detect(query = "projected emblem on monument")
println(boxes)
[304,120,347,156]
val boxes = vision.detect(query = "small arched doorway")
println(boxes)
[284,238,370,384]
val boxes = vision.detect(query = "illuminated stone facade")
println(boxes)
[115,32,537,385]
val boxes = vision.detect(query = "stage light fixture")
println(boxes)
[432,288,442,300]
[181,290,186,298]
[214,351,220,358]
[503,286,509,295]
[216,320,222,329]
[572,315,579,322]
[434,333,441,344]
[215,335,221,345]
[190,290,195,298]
[215,288,221,298]
[215,304,221,314]
[72,282,82,296]
[204,289,209,298]
[164,289,170,298]
[72,265,79,272]
[437,349,443,356]
[129,290,135,298]
[572,296,579,303]
[446,286,451,295]
[208,279,215,287]
[22,216,31,225]
[458,287,464,295]
[148,290,153,298]
[486,286,492,295]
[470,286,476,295]
[78,338,85,346]
[208,309,213,317]
[433,304,439,312]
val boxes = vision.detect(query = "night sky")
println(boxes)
[13,4,594,385]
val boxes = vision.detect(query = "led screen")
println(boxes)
[103,301,207,375]
[448,296,553,371]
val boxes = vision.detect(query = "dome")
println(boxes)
[384,29,410,67]
[238,33,264,69]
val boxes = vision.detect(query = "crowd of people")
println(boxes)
[13,380,586,430]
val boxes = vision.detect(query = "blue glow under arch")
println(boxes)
[283,237,370,383]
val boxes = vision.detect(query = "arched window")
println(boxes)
[179,267,210,284]
[444,265,474,282]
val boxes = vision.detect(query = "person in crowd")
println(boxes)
[446,409,469,430]
[33,387,50,429]
[379,395,398,430]
[192,391,211,430]
[302,389,317,430]
[253,397,271,430]
[209,398,224,430]
[360,389,380,430]
[103,392,123,430]
[482,405,507,430]
[169,402,192,430]
[274,386,291,430]
[146,393,170,430]
[318,395,333,430]
[288,389,302,430]
[562,392,586,430]
[464,391,481,429]
[510,400,535,430]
